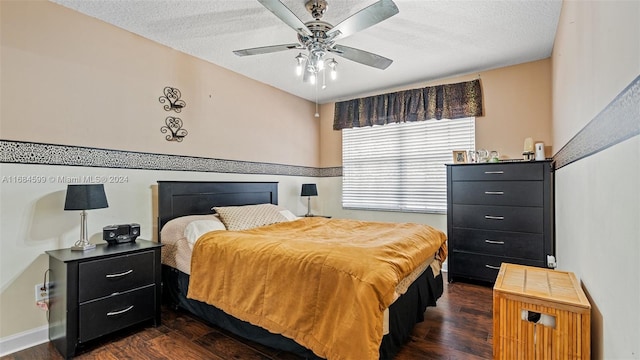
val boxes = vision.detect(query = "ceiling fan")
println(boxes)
[233,0,399,83]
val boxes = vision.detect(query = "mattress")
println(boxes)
[159,214,446,359]
[160,214,441,302]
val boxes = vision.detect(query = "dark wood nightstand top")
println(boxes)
[46,240,162,263]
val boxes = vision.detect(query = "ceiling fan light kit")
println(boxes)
[234,0,399,88]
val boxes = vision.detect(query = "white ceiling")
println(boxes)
[50,0,562,104]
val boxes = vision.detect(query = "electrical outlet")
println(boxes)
[35,282,51,302]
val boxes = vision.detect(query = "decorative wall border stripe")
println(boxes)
[318,166,343,177]
[553,75,640,170]
[0,140,343,177]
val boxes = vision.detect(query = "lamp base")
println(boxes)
[305,196,314,217]
[71,241,96,251]
[71,211,96,251]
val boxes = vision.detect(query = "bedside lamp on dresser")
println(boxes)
[64,184,108,251]
[301,183,318,217]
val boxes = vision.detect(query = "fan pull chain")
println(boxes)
[314,80,320,118]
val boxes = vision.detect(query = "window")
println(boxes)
[342,117,475,214]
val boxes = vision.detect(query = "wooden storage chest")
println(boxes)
[493,263,591,359]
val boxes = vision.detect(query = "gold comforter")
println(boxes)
[187,217,447,360]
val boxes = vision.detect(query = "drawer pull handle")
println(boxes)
[484,191,504,195]
[107,305,134,317]
[484,215,505,220]
[485,265,501,270]
[485,240,505,245]
[484,171,504,174]
[106,269,133,278]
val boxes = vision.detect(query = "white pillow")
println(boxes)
[279,209,300,221]
[161,214,218,245]
[184,219,226,249]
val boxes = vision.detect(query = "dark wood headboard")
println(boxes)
[157,181,278,242]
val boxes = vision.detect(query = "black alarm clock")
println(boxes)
[103,223,140,245]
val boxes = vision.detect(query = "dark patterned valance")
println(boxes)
[333,79,483,130]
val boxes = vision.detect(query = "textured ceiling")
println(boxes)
[50,0,562,104]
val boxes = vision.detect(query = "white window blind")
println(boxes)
[342,117,475,214]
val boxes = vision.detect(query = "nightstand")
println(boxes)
[46,240,163,359]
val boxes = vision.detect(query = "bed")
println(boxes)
[157,181,446,360]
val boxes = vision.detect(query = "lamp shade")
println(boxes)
[300,184,318,197]
[64,184,108,211]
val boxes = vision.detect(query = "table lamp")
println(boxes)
[300,184,318,217]
[64,184,108,251]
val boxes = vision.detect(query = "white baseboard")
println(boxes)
[0,325,48,357]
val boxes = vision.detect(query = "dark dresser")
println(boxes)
[46,240,162,358]
[446,160,554,283]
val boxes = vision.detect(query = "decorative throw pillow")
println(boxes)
[213,203,289,231]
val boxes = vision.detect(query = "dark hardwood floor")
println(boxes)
[2,273,493,360]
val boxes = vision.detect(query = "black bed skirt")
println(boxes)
[162,265,443,359]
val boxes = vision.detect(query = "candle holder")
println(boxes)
[160,116,188,142]
[159,86,186,113]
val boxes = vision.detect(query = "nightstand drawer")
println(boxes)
[79,251,155,302]
[450,228,544,260]
[451,162,544,181]
[451,204,543,233]
[451,181,543,206]
[79,285,155,342]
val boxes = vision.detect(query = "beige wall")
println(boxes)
[319,59,552,229]
[552,1,639,358]
[320,59,553,167]
[0,0,319,167]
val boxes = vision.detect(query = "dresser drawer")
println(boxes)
[450,252,545,283]
[78,251,155,302]
[451,181,543,206]
[451,204,543,233]
[450,228,544,260]
[451,163,544,181]
[79,285,155,342]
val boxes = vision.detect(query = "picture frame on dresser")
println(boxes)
[445,160,555,285]
[452,150,468,164]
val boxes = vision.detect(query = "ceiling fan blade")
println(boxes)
[330,44,393,70]
[233,43,301,56]
[326,0,399,41]
[258,0,312,37]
